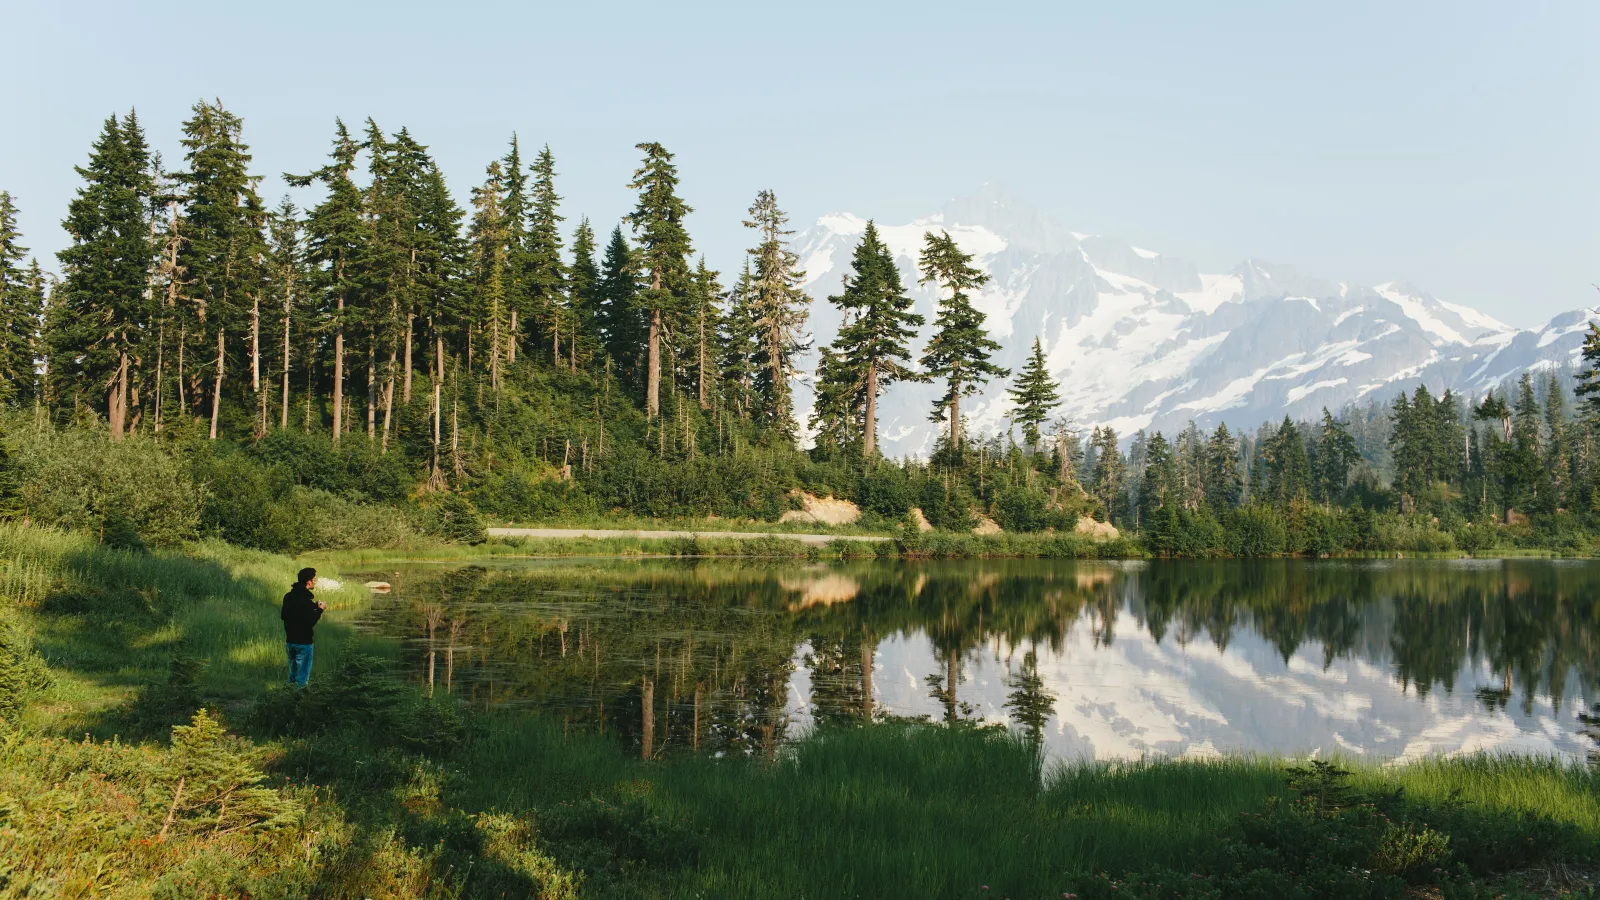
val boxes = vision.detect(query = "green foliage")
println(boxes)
[0,614,49,723]
[415,492,487,544]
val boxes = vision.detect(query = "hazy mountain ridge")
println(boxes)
[793,185,1594,456]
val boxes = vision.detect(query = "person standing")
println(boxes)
[282,567,327,688]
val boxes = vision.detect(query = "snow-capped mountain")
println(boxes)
[793,184,1595,455]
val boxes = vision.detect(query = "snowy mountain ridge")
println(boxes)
[792,184,1592,456]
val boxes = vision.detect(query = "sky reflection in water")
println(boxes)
[353,558,1600,763]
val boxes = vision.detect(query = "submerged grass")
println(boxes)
[2,520,1598,898]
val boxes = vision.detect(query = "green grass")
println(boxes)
[3,520,1598,898]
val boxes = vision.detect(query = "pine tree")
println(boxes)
[525,145,567,367]
[568,218,600,369]
[1259,416,1310,508]
[720,260,760,421]
[688,258,724,409]
[625,143,693,420]
[1087,426,1125,523]
[1007,337,1060,451]
[0,192,42,406]
[743,190,808,442]
[54,112,157,438]
[499,136,529,362]
[918,230,1008,452]
[468,161,511,392]
[264,198,308,430]
[595,226,644,384]
[1203,423,1242,511]
[1137,432,1178,521]
[822,221,923,458]
[1311,409,1358,503]
[1576,323,1600,416]
[286,120,366,444]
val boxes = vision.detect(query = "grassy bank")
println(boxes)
[1,522,1597,898]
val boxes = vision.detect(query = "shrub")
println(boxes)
[0,615,51,724]
[1226,506,1287,556]
[416,493,487,544]
[10,425,202,547]
[854,465,912,519]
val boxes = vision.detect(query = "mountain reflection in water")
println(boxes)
[351,558,1600,763]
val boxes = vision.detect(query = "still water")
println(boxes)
[351,558,1600,763]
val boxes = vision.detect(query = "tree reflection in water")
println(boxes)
[353,558,1600,761]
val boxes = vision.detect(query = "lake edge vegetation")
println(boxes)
[1,521,1598,898]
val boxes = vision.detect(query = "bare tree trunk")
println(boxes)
[281,280,292,430]
[154,322,164,433]
[176,326,186,415]
[697,306,708,409]
[366,334,376,438]
[863,362,878,457]
[508,308,517,364]
[945,650,958,724]
[381,344,396,453]
[250,293,260,393]
[332,296,344,445]
[109,348,129,440]
[403,312,413,403]
[646,268,661,418]
[950,380,962,452]
[209,328,224,440]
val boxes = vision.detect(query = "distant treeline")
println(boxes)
[2,102,1600,556]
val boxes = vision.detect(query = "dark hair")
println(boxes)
[297,567,317,586]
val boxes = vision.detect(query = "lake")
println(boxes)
[351,557,1600,763]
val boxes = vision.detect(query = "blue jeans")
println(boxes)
[286,642,315,688]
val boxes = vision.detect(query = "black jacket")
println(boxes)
[281,584,323,645]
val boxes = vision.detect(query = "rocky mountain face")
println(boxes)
[792,185,1594,456]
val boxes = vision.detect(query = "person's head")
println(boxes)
[298,567,317,590]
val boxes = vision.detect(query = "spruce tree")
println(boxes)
[625,143,693,420]
[595,226,644,384]
[499,136,530,361]
[823,221,922,458]
[743,190,809,442]
[1087,426,1125,523]
[918,230,1008,452]
[265,198,308,430]
[0,193,41,407]
[720,260,760,421]
[54,112,157,438]
[1007,337,1060,451]
[1310,409,1359,503]
[468,161,511,392]
[568,218,600,368]
[286,120,366,443]
[1576,324,1600,416]
[525,145,567,367]
[1202,423,1242,511]
[688,257,723,409]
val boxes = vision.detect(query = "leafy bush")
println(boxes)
[9,425,202,547]
[1226,505,1287,556]
[415,492,487,544]
[0,615,51,724]
[853,465,912,519]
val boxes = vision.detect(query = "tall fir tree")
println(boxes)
[918,230,1008,452]
[1311,409,1359,503]
[264,198,308,430]
[567,217,600,369]
[823,221,922,458]
[286,119,366,443]
[0,193,42,407]
[595,226,644,385]
[625,143,692,420]
[688,257,723,410]
[468,161,511,392]
[525,145,568,367]
[499,135,530,362]
[720,260,760,421]
[1087,426,1126,524]
[1007,337,1060,451]
[1202,423,1243,511]
[743,190,808,442]
[53,111,157,438]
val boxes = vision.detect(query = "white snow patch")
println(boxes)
[1175,274,1242,314]
[1287,378,1348,403]
[1375,282,1469,346]
[1131,246,1159,259]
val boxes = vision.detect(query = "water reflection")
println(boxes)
[351,559,1600,762]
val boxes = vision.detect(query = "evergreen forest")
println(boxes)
[4,102,1600,558]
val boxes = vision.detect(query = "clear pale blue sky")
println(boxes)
[4,0,1594,325]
